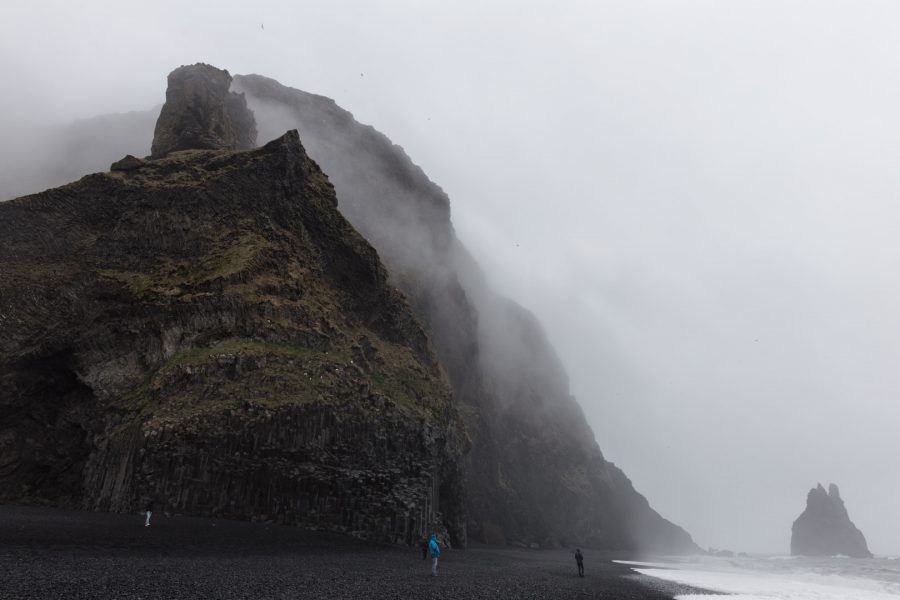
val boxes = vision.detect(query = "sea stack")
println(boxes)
[791,483,872,558]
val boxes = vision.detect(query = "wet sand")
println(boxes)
[0,505,706,599]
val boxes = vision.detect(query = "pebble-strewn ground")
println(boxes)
[0,506,707,599]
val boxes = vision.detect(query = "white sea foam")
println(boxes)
[613,559,680,569]
[619,555,900,599]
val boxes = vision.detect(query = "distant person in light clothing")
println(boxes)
[144,500,154,527]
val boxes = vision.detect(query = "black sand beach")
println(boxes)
[0,506,704,599]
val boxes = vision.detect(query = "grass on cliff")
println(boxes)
[98,226,273,296]
[125,338,449,430]
[90,212,452,429]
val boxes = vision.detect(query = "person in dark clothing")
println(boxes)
[144,500,154,527]
[421,537,428,560]
[575,548,584,577]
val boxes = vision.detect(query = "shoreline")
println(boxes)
[616,553,900,599]
[0,505,709,599]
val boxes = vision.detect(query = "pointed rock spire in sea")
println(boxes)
[791,483,872,558]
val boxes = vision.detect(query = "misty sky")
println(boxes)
[3,1,900,554]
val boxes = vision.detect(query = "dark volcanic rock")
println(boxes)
[0,64,699,554]
[151,63,256,158]
[791,483,872,557]
[0,126,466,545]
[110,154,145,171]
[232,73,699,553]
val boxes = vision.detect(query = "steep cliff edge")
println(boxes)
[0,65,697,553]
[0,65,466,545]
[233,73,699,553]
[791,484,872,558]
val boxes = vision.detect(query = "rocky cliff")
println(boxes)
[151,64,256,158]
[0,65,465,545]
[232,73,699,553]
[791,483,872,558]
[0,64,698,553]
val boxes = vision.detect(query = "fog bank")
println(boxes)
[3,0,900,553]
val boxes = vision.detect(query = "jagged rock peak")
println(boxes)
[0,115,464,546]
[150,63,257,158]
[791,482,872,558]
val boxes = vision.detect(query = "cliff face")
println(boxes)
[151,64,256,158]
[0,65,466,545]
[0,65,698,553]
[232,74,699,553]
[791,484,872,558]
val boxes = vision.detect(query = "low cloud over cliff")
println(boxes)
[3,0,900,554]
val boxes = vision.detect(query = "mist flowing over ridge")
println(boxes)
[0,64,697,553]
[6,2,900,556]
[232,72,698,552]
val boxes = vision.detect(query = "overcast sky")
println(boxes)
[4,0,900,554]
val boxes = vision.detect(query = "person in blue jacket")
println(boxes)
[429,533,441,576]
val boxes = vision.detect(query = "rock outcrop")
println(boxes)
[233,73,699,553]
[791,483,872,557]
[150,64,256,158]
[0,64,699,553]
[0,67,465,545]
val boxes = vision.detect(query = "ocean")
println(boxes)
[616,555,900,599]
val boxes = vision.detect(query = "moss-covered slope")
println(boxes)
[0,129,466,544]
